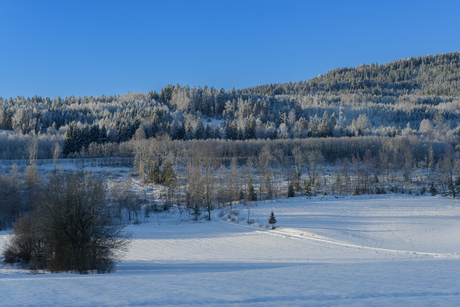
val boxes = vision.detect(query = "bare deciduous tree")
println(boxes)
[52,142,62,171]
[4,172,131,274]
[28,139,38,166]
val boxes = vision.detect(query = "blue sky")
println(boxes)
[1,0,459,99]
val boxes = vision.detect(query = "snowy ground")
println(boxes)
[2,195,460,306]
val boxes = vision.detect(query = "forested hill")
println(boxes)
[245,52,460,97]
[1,52,460,159]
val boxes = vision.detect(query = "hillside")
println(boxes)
[246,52,460,97]
[1,53,460,160]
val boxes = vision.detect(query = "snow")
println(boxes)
[0,129,15,136]
[2,195,460,306]
[204,117,224,128]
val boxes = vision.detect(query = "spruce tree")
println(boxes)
[429,183,437,196]
[318,111,330,137]
[99,126,108,143]
[248,178,257,201]
[268,211,277,229]
[287,182,295,198]
[63,122,77,156]
[303,179,312,196]
[204,124,213,139]
[447,176,455,198]
[195,118,205,140]
[149,162,162,184]
[89,125,100,144]
[455,177,460,195]
[329,113,337,136]
[193,203,200,221]
[185,122,193,140]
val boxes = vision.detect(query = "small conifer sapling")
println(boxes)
[287,182,295,198]
[268,211,277,229]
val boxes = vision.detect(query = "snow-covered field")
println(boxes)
[2,195,460,306]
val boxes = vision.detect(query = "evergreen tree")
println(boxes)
[247,178,257,201]
[225,120,238,140]
[268,211,277,229]
[455,177,460,195]
[63,123,74,156]
[303,179,312,196]
[287,182,295,198]
[338,107,344,131]
[177,122,186,140]
[447,176,455,198]
[204,123,213,139]
[195,118,205,140]
[329,113,337,136]
[318,111,330,137]
[99,126,108,143]
[193,203,201,221]
[429,183,437,196]
[308,114,319,137]
[215,125,223,139]
[82,126,91,148]
[239,188,244,201]
[89,125,100,144]
[162,161,176,192]
[149,162,162,184]
[151,113,160,136]
[63,122,78,155]
[244,115,256,140]
[185,122,193,140]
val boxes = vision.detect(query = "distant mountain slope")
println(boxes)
[2,52,460,156]
[245,52,460,97]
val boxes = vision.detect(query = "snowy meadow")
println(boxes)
[2,193,460,306]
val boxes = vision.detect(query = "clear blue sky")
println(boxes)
[1,0,459,99]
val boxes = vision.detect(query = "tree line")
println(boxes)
[1,53,460,158]
[126,135,457,222]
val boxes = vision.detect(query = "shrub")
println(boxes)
[4,172,130,274]
[420,187,426,195]
[303,180,312,196]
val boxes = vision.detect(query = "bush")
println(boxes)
[4,172,130,274]
[287,182,295,198]
[192,203,201,220]
[429,183,437,196]
[420,187,426,195]
[302,180,312,196]
[352,186,359,196]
